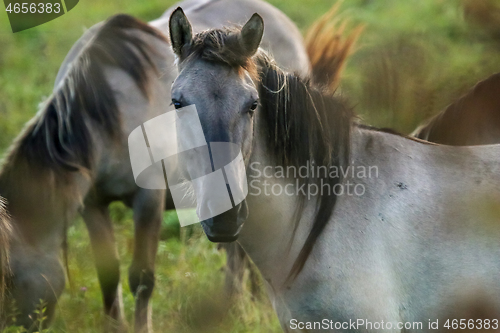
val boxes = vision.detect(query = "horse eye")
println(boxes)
[171,99,183,109]
[249,101,259,112]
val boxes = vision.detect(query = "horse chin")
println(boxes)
[201,200,248,243]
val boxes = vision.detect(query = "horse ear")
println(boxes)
[169,7,192,58]
[239,13,264,57]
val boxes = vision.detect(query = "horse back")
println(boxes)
[414,72,500,145]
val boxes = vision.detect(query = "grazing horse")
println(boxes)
[169,9,500,332]
[0,15,171,331]
[2,0,334,330]
[412,72,500,145]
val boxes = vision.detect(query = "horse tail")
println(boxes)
[0,197,12,320]
[304,2,363,92]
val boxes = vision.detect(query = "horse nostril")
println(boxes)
[197,200,212,218]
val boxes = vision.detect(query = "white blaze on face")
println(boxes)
[128,104,249,226]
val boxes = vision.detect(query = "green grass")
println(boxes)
[52,204,281,333]
[2,0,500,332]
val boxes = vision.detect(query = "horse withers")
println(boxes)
[169,8,500,331]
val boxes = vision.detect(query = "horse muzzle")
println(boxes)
[201,200,248,242]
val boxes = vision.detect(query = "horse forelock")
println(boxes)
[0,14,167,196]
[184,27,258,78]
[183,27,356,282]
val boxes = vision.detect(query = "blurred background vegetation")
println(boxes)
[1,0,500,332]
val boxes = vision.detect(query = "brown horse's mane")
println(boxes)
[0,14,166,201]
[184,26,356,281]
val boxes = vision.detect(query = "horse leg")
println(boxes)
[81,204,127,332]
[129,189,164,333]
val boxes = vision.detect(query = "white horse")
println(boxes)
[169,8,500,332]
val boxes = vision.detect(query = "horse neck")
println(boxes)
[0,158,90,251]
[238,126,317,289]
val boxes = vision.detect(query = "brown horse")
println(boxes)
[412,72,500,145]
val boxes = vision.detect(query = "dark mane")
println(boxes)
[257,55,355,281]
[185,27,356,281]
[1,14,167,185]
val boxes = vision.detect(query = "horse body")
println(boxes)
[245,127,500,330]
[168,10,500,332]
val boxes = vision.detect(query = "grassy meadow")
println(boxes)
[1,0,500,332]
